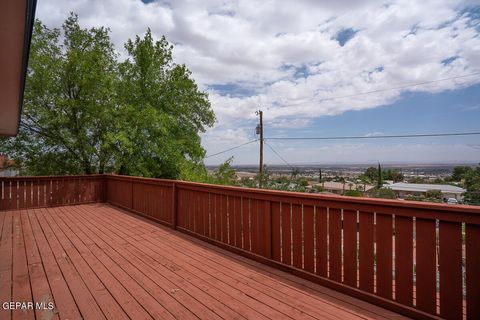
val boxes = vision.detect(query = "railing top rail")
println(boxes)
[105,174,480,215]
[3,173,478,215]
[0,174,104,180]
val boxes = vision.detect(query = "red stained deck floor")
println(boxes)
[0,204,407,320]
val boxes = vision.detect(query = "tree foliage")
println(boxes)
[451,166,472,181]
[425,189,442,199]
[383,169,404,182]
[461,165,480,205]
[369,187,396,199]
[362,166,404,185]
[344,190,362,197]
[0,14,215,178]
[363,167,377,181]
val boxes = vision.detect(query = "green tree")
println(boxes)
[344,190,362,197]
[181,157,238,186]
[1,16,119,175]
[363,167,378,181]
[0,14,215,178]
[210,157,238,185]
[370,187,396,199]
[463,165,480,205]
[408,176,426,183]
[383,169,404,182]
[298,178,309,188]
[425,189,442,199]
[424,189,443,203]
[115,29,214,177]
[452,166,473,181]
[377,163,383,189]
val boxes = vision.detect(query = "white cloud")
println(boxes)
[36,0,480,163]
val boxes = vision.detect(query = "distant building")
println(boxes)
[235,171,257,179]
[386,182,465,200]
[0,155,17,177]
[313,181,375,195]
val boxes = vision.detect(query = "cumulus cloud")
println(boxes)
[36,0,480,164]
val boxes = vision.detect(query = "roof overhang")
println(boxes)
[0,0,37,137]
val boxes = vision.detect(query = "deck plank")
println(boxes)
[11,210,34,320]
[44,207,130,320]
[20,210,57,320]
[0,211,13,320]
[32,208,106,319]
[0,204,409,320]
[40,207,154,320]
[26,209,82,320]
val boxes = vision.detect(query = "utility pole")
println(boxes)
[256,110,264,188]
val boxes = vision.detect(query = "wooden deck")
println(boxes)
[0,203,407,320]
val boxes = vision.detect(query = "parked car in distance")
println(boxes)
[446,198,458,204]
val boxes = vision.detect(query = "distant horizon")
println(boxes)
[206,161,480,168]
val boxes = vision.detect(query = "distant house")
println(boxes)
[0,155,17,177]
[313,181,374,195]
[385,182,465,200]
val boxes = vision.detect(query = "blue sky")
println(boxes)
[36,0,480,165]
[209,83,480,165]
[267,83,480,140]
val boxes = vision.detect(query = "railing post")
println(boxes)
[172,182,178,229]
[101,175,107,203]
[264,200,272,259]
[130,180,134,210]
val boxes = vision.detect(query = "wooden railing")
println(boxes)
[2,174,480,319]
[0,175,105,210]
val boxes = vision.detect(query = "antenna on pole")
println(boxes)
[255,110,264,188]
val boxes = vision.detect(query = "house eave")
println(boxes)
[0,0,37,137]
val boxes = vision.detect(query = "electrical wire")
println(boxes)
[276,72,480,107]
[264,140,295,169]
[468,144,480,150]
[205,139,259,158]
[266,132,480,141]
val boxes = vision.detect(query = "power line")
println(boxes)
[279,71,480,107]
[468,144,480,150]
[264,141,294,169]
[205,139,259,158]
[266,132,480,141]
